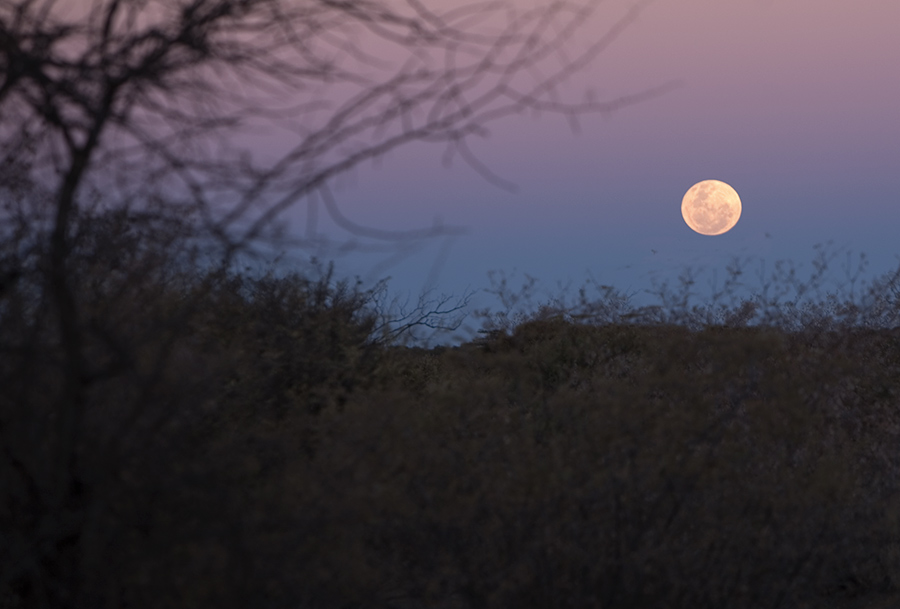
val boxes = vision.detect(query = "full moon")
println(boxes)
[681,180,742,236]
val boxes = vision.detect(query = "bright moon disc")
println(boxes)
[681,180,742,236]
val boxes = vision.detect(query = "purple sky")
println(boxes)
[56,0,900,313]
[290,0,900,320]
[285,0,900,316]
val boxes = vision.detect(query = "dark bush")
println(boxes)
[3,216,900,608]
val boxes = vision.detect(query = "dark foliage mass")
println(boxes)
[2,1,900,607]
[3,215,900,608]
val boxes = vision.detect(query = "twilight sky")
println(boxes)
[288,0,900,316]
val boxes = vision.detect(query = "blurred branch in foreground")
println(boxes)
[1,1,677,606]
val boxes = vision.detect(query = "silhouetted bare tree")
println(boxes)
[1,0,676,606]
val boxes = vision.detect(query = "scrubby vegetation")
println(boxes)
[3,211,900,609]
[14,0,886,605]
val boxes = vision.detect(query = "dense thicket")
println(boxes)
[3,225,900,608]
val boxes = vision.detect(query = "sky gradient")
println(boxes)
[289,0,900,315]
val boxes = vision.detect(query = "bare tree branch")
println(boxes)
[0,1,676,606]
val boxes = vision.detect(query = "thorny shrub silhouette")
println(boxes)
[3,212,900,608]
